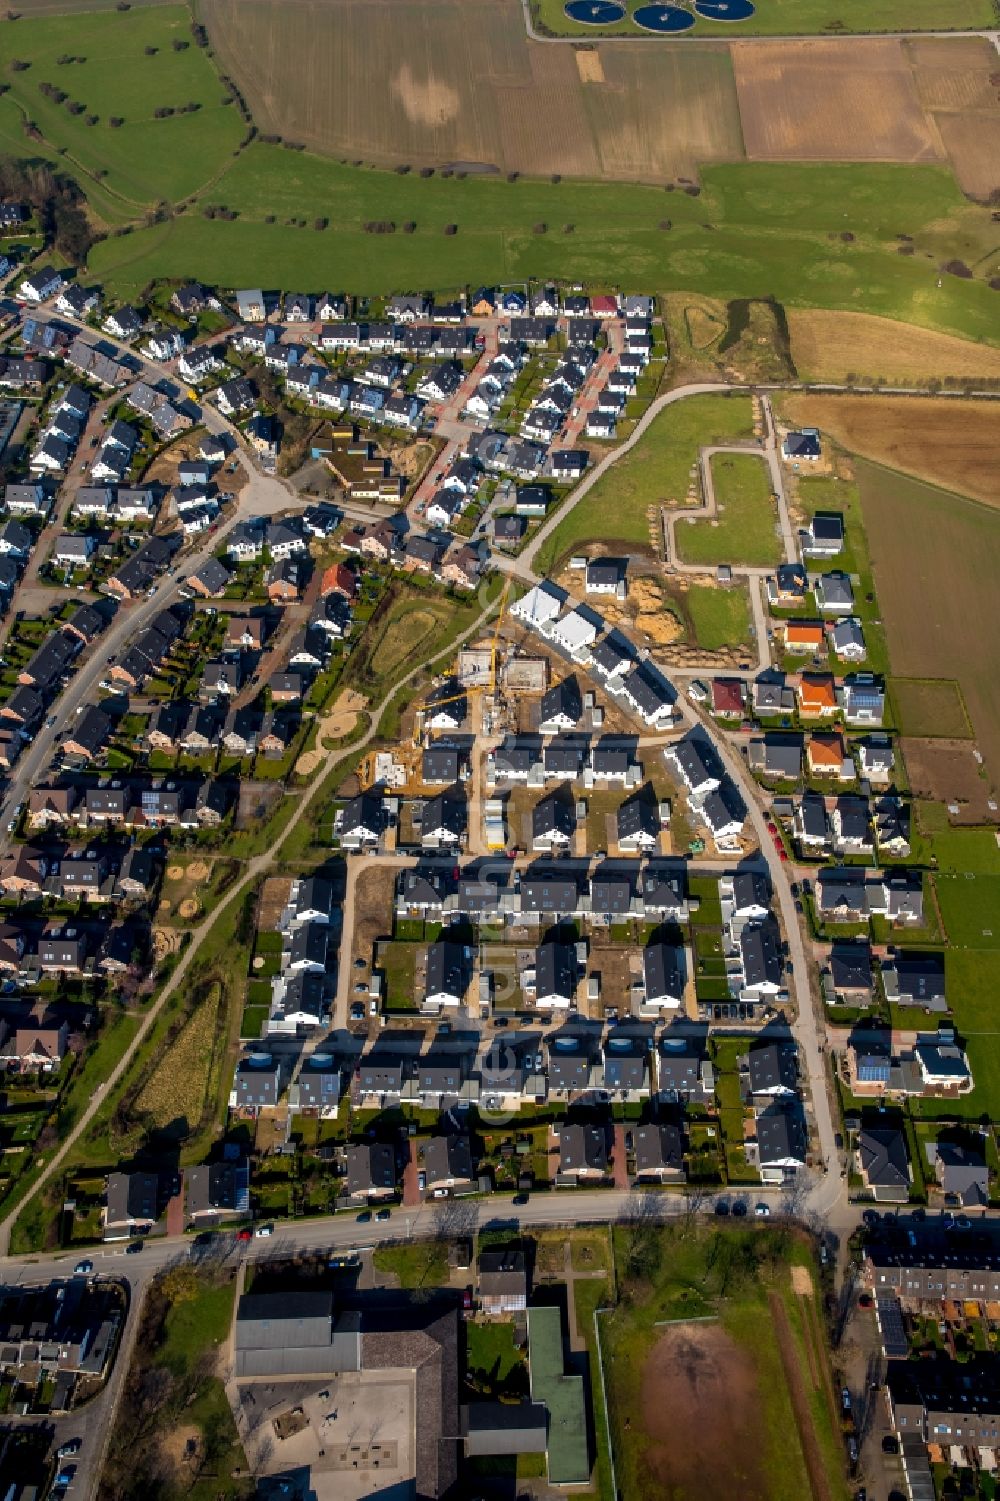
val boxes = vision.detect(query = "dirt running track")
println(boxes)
[639,1322,767,1499]
[769,1292,833,1501]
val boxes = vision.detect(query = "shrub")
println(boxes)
[172,38,189,51]
[443,223,457,235]
[109,116,124,127]
[313,216,328,231]
[402,220,416,234]
[943,259,972,278]
[419,166,434,178]
[533,221,547,234]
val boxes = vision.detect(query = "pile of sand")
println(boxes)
[186,860,210,881]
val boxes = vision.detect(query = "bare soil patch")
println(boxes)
[575,48,605,84]
[790,1263,814,1297]
[258,876,293,931]
[152,926,181,962]
[639,1322,768,1499]
[350,862,397,971]
[166,864,185,881]
[787,309,1000,386]
[901,739,998,822]
[734,39,942,163]
[781,394,1000,508]
[186,860,211,882]
[178,898,201,920]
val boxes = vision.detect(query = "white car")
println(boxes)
[754,1203,770,1218]
[255,1224,273,1238]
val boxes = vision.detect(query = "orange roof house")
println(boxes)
[797,673,839,717]
[320,563,357,599]
[807,733,848,776]
[784,621,825,654]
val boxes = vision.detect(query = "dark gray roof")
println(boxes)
[425,940,468,1002]
[747,1039,797,1093]
[345,1141,396,1195]
[422,1134,474,1185]
[634,1123,684,1174]
[643,942,684,1002]
[560,1123,608,1173]
[535,942,576,1001]
[739,918,783,990]
[859,1127,909,1188]
[757,1106,808,1166]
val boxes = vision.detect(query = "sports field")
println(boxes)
[532,0,994,36]
[203,0,744,185]
[857,460,1000,781]
[604,1225,848,1501]
[780,395,1000,507]
[0,5,245,208]
[787,309,1000,385]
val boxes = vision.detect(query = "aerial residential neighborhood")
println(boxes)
[0,3,997,1501]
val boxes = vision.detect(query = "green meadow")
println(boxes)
[1,4,244,207]
[85,153,1000,345]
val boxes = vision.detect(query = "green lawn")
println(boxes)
[684,582,752,651]
[466,1319,529,1400]
[372,1240,448,1288]
[3,6,245,209]
[677,452,781,568]
[86,155,1000,346]
[532,0,993,36]
[535,393,753,572]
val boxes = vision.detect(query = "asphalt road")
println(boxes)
[2,1175,853,1499]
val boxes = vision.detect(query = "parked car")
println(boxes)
[376,1208,391,1221]
[255,1224,273,1238]
[417,1171,427,1191]
[56,1439,81,1459]
[754,1203,770,1218]
[73,1260,93,1275]
[356,1210,371,1223]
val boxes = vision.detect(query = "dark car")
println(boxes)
[126,1240,144,1255]
[714,1201,730,1216]
[376,1208,391,1221]
[731,1201,748,1217]
[512,1194,529,1206]
[881,1435,899,1454]
[356,1210,372,1223]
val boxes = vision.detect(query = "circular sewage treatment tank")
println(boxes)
[633,4,696,31]
[564,0,626,20]
[694,0,755,17]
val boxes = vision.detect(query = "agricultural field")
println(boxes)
[531,0,994,37]
[734,39,941,164]
[535,392,754,571]
[83,155,1000,348]
[203,0,744,184]
[781,396,1000,507]
[677,451,782,567]
[787,308,1000,385]
[0,5,245,209]
[857,460,1000,782]
[603,1224,849,1501]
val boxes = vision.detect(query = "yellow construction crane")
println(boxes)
[410,573,514,745]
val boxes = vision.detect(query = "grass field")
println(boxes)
[131,981,222,1137]
[531,0,994,36]
[677,451,782,567]
[86,154,1000,344]
[685,580,753,650]
[535,393,753,572]
[781,395,1000,507]
[203,0,744,185]
[1,5,245,208]
[891,678,971,738]
[857,460,1000,783]
[788,308,1000,385]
